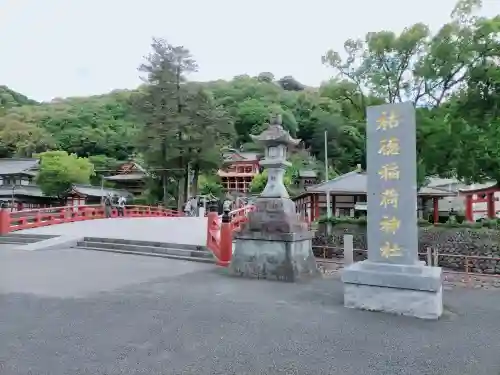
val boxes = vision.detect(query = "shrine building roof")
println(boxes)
[297,171,456,198]
[0,158,39,176]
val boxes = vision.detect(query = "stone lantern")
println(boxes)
[252,114,299,199]
[228,114,319,282]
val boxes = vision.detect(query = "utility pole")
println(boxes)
[324,130,328,182]
[324,130,332,219]
[100,175,104,204]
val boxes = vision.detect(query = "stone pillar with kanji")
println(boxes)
[341,102,443,319]
[228,114,319,281]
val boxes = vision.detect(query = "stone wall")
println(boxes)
[313,223,500,274]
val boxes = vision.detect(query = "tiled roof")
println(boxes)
[0,183,133,199]
[306,171,365,194]
[419,186,458,196]
[104,172,146,181]
[223,150,260,162]
[306,171,456,197]
[239,152,260,161]
[425,176,498,193]
[117,161,147,174]
[72,184,133,198]
[426,177,460,188]
[0,158,39,175]
[0,184,46,197]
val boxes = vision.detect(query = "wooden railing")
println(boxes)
[206,205,255,267]
[1,205,182,234]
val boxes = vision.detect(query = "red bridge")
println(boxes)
[0,203,255,267]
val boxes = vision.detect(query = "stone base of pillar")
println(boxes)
[341,260,443,320]
[229,231,319,282]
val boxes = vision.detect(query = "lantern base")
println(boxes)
[229,231,319,282]
[229,196,319,282]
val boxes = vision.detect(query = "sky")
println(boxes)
[1,0,499,102]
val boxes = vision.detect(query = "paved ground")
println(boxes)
[16,216,208,246]
[1,248,499,374]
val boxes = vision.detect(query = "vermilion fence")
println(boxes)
[2,205,182,234]
[206,205,255,266]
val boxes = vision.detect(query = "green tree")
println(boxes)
[322,0,500,183]
[135,37,198,208]
[183,87,235,196]
[36,151,94,198]
[277,76,305,91]
[0,85,38,109]
[88,154,121,186]
[0,113,54,157]
[198,175,224,197]
[1,90,138,160]
[248,171,268,194]
[256,72,274,83]
[249,170,293,195]
[322,0,498,107]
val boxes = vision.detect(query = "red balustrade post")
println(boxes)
[0,207,11,235]
[206,210,218,248]
[35,210,42,225]
[219,208,233,267]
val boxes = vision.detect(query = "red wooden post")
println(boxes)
[0,207,11,235]
[433,197,439,224]
[218,209,233,267]
[488,192,495,219]
[310,194,316,221]
[465,194,473,221]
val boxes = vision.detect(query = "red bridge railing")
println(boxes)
[0,205,182,234]
[206,205,255,267]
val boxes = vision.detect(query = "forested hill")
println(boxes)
[0,85,38,109]
[0,77,371,176]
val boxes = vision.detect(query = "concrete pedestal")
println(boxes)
[341,260,443,319]
[229,231,319,282]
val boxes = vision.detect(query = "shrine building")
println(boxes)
[103,161,148,197]
[218,149,261,194]
[293,170,456,223]
[0,158,131,211]
[0,158,52,210]
[65,185,133,207]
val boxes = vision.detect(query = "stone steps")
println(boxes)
[0,233,57,244]
[76,237,215,264]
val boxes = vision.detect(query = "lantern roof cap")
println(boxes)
[250,114,300,146]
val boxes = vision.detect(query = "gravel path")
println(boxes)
[1,249,499,375]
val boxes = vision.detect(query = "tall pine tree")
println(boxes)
[136,38,197,209]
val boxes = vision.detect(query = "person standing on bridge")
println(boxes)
[117,196,126,217]
[183,199,192,217]
[103,193,113,218]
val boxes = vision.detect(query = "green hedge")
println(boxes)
[317,215,500,229]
